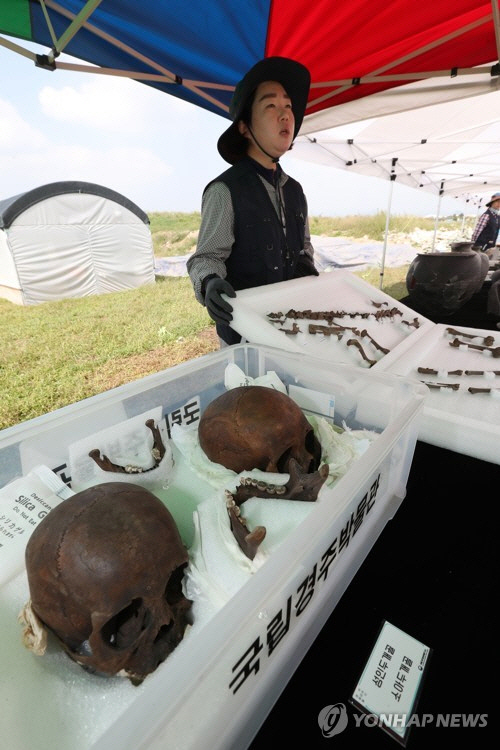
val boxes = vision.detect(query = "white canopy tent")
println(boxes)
[296,88,500,202]
[293,83,500,285]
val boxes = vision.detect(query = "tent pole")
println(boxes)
[460,200,469,235]
[379,169,397,290]
[431,181,445,251]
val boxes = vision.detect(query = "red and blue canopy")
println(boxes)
[1,1,499,130]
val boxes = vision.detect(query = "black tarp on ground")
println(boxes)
[249,440,498,748]
[250,285,499,748]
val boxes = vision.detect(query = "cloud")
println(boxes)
[0,92,174,205]
[37,74,199,136]
[0,98,48,149]
[2,141,172,204]
[38,77,148,134]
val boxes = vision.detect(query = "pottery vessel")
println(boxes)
[406,245,489,316]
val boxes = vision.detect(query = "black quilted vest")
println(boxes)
[206,160,307,291]
[474,208,500,250]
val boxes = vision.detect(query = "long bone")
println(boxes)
[422,381,460,390]
[449,338,500,357]
[418,367,439,375]
[446,328,494,346]
[347,338,377,366]
[418,367,464,376]
[354,328,390,354]
[468,387,500,394]
[465,369,500,376]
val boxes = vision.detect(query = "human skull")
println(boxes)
[198,385,321,474]
[25,482,191,685]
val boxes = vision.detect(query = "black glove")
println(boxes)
[294,252,319,278]
[204,277,236,325]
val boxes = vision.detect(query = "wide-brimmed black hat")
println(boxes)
[217,56,311,165]
[486,192,500,207]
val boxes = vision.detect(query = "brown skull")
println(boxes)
[25,482,191,685]
[198,385,321,474]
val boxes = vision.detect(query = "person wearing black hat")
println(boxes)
[471,192,500,253]
[187,57,319,346]
[471,193,500,328]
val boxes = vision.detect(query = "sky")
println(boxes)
[0,42,475,219]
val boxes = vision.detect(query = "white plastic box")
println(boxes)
[377,322,500,464]
[0,344,426,750]
[229,274,500,465]
[228,271,433,370]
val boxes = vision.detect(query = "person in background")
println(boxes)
[471,192,500,254]
[470,192,500,329]
[187,56,319,346]
[487,270,500,329]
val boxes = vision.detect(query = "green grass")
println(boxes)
[149,211,201,256]
[1,211,470,430]
[0,277,213,429]
[355,265,408,301]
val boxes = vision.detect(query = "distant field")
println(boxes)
[0,212,471,429]
[148,210,473,257]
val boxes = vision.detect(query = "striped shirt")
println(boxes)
[471,207,500,248]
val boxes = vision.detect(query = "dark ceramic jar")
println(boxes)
[406,248,489,316]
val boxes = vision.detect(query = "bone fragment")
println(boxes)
[346,338,377,366]
[422,381,460,391]
[278,322,301,334]
[401,317,421,328]
[308,323,343,337]
[373,307,402,320]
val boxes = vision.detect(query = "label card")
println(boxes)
[0,466,73,586]
[288,384,335,422]
[350,620,431,745]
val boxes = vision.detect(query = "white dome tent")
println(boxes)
[0,181,155,305]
